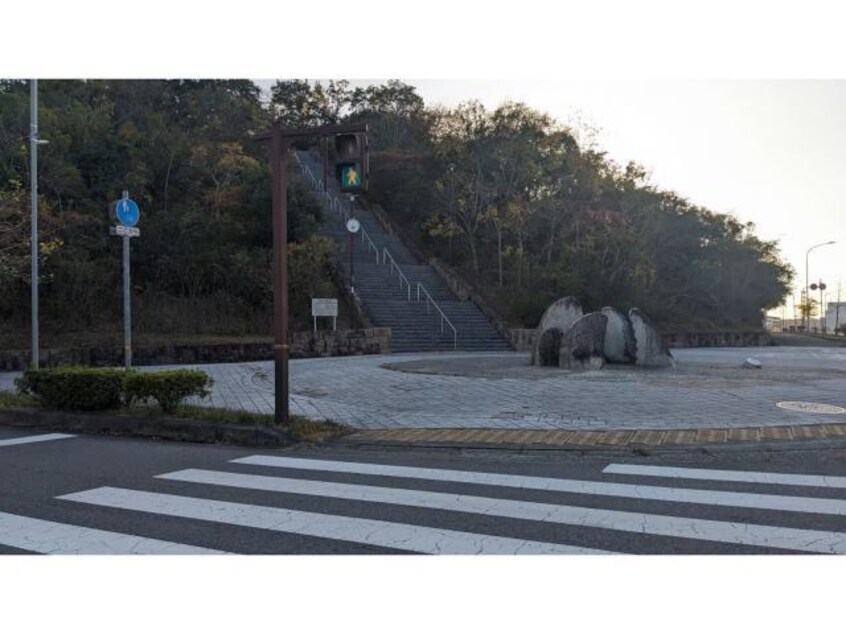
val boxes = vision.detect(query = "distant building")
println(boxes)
[824,302,846,333]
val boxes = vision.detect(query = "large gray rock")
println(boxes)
[536,327,564,367]
[559,312,607,370]
[629,308,675,368]
[532,296,583,365]
[601,306,636,364]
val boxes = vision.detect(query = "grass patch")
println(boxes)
[287,417,352,443]
[0,390,351,443]
[120,404,352,442]
[0,391,38,408]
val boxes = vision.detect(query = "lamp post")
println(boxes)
[805,241,835,331]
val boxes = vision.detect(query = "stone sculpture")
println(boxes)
[628,308,675,368]
[601,306,636,364]
[530,297,674,371]
[531,296,582,365]
[559,313,608,370]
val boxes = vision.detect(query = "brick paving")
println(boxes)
[166,347,846,432]
[3,347,846,441]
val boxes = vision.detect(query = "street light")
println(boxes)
[805,241,835,331]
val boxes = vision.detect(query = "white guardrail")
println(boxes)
[294,152,457,349]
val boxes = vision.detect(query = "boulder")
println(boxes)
[559,312,608,370]
[601,306,636,363]
[531,296,583,365]
[536,327,564,367]
[742,357,762,369]
[628,308,675,368]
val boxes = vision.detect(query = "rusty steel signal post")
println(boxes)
[256,122,368,425]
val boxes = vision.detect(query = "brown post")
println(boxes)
[255,121,367,427]
[271,126,290,425]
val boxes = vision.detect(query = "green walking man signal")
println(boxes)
[334,132,368,193]
[341,165,361,188]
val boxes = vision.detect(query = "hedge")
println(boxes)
[125,369,212,413]
[16,367,213,413]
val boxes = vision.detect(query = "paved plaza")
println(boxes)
[2,347,845,431]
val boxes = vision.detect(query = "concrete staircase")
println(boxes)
[295,151,510,353]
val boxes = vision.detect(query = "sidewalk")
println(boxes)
[3,348,846,433]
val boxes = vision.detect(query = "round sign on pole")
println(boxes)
[115,198,140,227]
[346,218,360,233]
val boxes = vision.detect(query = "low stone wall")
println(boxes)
[0,328,392,370]
[291,327,391,358]
[507,329,774,352]
[507,329,537,352]
[664,331,774,348]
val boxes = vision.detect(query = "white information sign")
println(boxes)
[311,298,338,332]
[113,225,140,237]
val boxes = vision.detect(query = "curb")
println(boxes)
[0,408,291,447]
[342,423,846,450]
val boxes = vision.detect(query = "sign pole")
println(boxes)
[121,190,132,369]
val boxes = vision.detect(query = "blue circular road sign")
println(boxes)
[115,198,140,227]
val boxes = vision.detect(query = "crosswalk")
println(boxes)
[3,453,846,554]
[0,432,76,448]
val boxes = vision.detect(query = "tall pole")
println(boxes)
[30,79,39,369]
[270,126,290,426]
[819,280,825,333]
[805,241,836,331]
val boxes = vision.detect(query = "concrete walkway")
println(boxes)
[3,347,845,432]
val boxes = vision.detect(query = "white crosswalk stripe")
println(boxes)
[58,487,614,555]
[603,463,846,489]
[0,433,76,448]
[31,455,846,555]
[155,467,846,554]
[230,455,846,516]
[0,510,226,554]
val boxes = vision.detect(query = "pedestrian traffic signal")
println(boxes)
[334,132,368,193]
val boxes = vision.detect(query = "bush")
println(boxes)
[16,367,125,411]
[16,366,213,413]
[124,369,213,413]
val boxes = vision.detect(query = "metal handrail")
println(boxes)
[361,228,380,263]
[382,248,412,301]
[416,283,457,350]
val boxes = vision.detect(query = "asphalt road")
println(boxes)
[1,427,846,555]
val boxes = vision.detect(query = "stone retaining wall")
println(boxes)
[507,329,773,352]
[0,328,392,370]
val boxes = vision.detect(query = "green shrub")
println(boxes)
[124,369,213,414]
[16,367,125,411]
